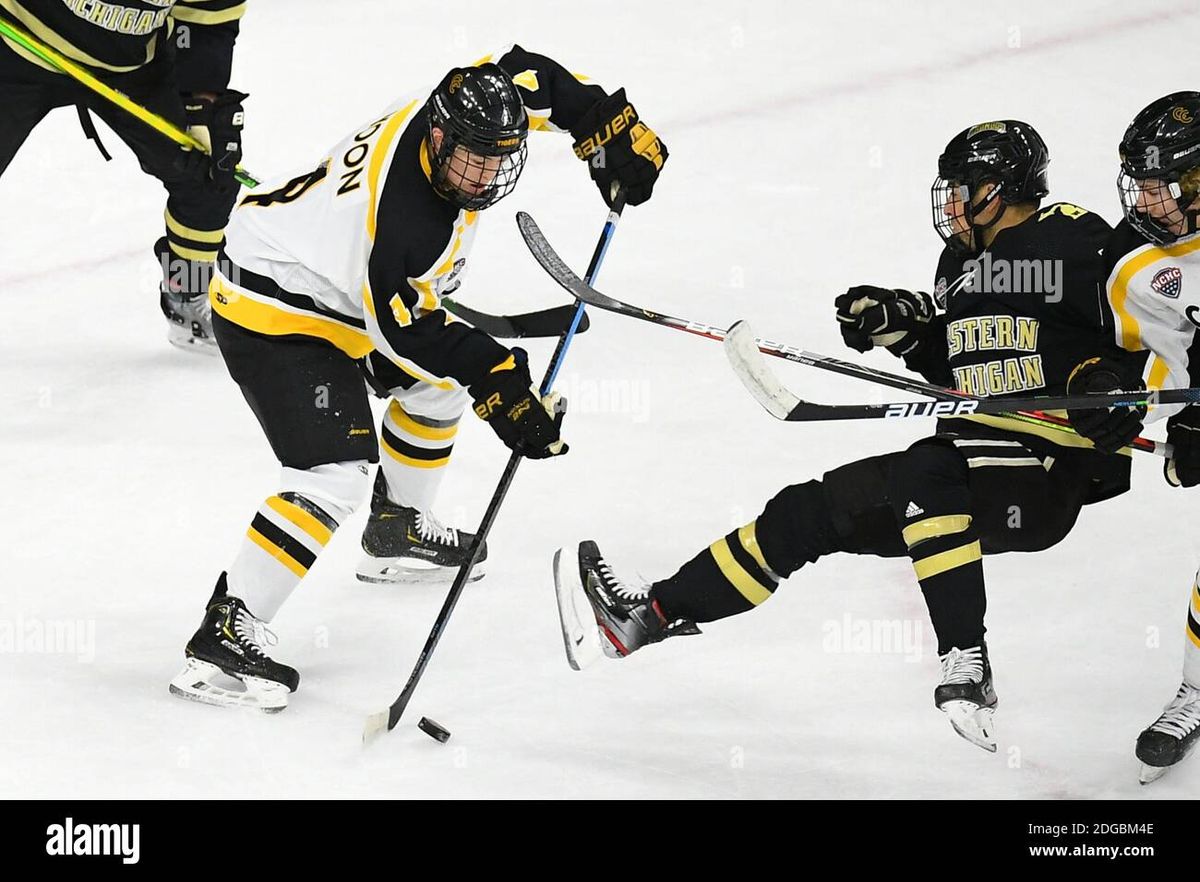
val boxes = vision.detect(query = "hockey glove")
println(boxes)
[1065,356,1146,454]
[572,88,667,207]
[835,286,936,356]
[470,348,567,459]
[1165,405,1200,487]
[180,90,248,189]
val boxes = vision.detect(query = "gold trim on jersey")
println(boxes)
[1109,234,1200,352]
[950,412,1133,456]
[0,0,155,72]
[172,1,247,26]
[903,515,973,548]
[211,274,374,358]
[366,99,419,242]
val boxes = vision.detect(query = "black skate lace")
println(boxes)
[597,559,649,602]
[1150,684,1200,739]
[233,608,278,659]
[416,511,458,547]
[939,646,984,685]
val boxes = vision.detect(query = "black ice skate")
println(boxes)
[1136,682,1200,784]
[356,473,486,585]
[155,238,218,355]
[935,643,999,752]
[552,540,701,671]
[169,574,299,713]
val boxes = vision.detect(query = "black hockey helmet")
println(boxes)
[931,120,1050,253]
[425,63,528,211]
[1118,91,1200,244]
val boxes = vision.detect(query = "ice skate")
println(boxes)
[935,643,998,752]
[169,574,299,712]
[552,540,700,670]
[357,473,486,585]
[1136,682,1200,784]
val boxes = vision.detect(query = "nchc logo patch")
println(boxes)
[1150,266,1183,299]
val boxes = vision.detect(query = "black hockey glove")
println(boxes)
[180,90,248,189]
[571,88,666,207]
[470,348,567,459]
[834,286,936,356]
[1165,405,1200,488]
[1065,357,1146,454]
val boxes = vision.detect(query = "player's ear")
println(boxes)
[430,126,444,152]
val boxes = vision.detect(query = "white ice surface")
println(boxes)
[1,0,1199,798]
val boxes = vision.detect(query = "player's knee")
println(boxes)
[756,480,841,576]
[278,460,371,526]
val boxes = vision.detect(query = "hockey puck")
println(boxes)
[418,717,451,743]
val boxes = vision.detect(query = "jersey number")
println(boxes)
[240,161,329,208]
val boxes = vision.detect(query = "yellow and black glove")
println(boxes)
[571,88,666,207]
[470,348,567,459]
[180,89,248,189]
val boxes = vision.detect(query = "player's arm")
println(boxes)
[363,233,565,459]
[171,1,248,186]
[487,44,667,206]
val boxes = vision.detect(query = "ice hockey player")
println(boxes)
[169,46,667,710]
[1066,91,1200,782]
[0,0,249,352]
[555,120,1136,751]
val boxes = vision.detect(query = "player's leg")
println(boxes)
[553,454,906,670]
[1136,569,1200,782]
[355,353,486,584]
[0,43,65,177]
[169,307,376,712]
[84,60,237,352]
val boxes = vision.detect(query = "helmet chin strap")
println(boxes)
[965,182,1005,250]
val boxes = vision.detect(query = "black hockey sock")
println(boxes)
[888,442,985,654]
[651,481,839,623]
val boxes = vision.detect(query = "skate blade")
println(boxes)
[941,700,997,752]
[168,658,289,713]
[552,547,604,671]
[356,555,486,586]
[166,326,220,356]
[1139,763,1170,785]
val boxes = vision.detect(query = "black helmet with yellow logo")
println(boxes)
[1118,91,1200,244]
[931,120,1049,253]
[425,63,529,211]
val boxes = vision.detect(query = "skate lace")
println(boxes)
[1150,684,1200,739]
[233,608,278,659]
[416,511,458,547]
[939,646,984,685]
[597,559,649,602]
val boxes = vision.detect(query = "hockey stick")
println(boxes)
[441,297,590,338]
[514,218,1177,453]
[363,191,627,743]
[0,15,261,187]
[724,321,1173,457]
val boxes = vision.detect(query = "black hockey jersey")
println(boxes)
[0,0,243,90]
[902,202,1135,501]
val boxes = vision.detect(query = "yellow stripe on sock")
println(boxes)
[913,540,982,581]
[246,527,308,578]
[380,435,450,469]
[386,400,458,442]
[709,537,772,606]
[265,495,333,546]
[736,521,774,579]
[902,515,973,548]
[165,210,225,244]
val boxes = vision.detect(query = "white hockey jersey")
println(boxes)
[213,44,604,389]
[1105,221,1200,422]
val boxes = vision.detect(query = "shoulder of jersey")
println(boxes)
[1102,219,1151,271]
[373,115,459,275]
